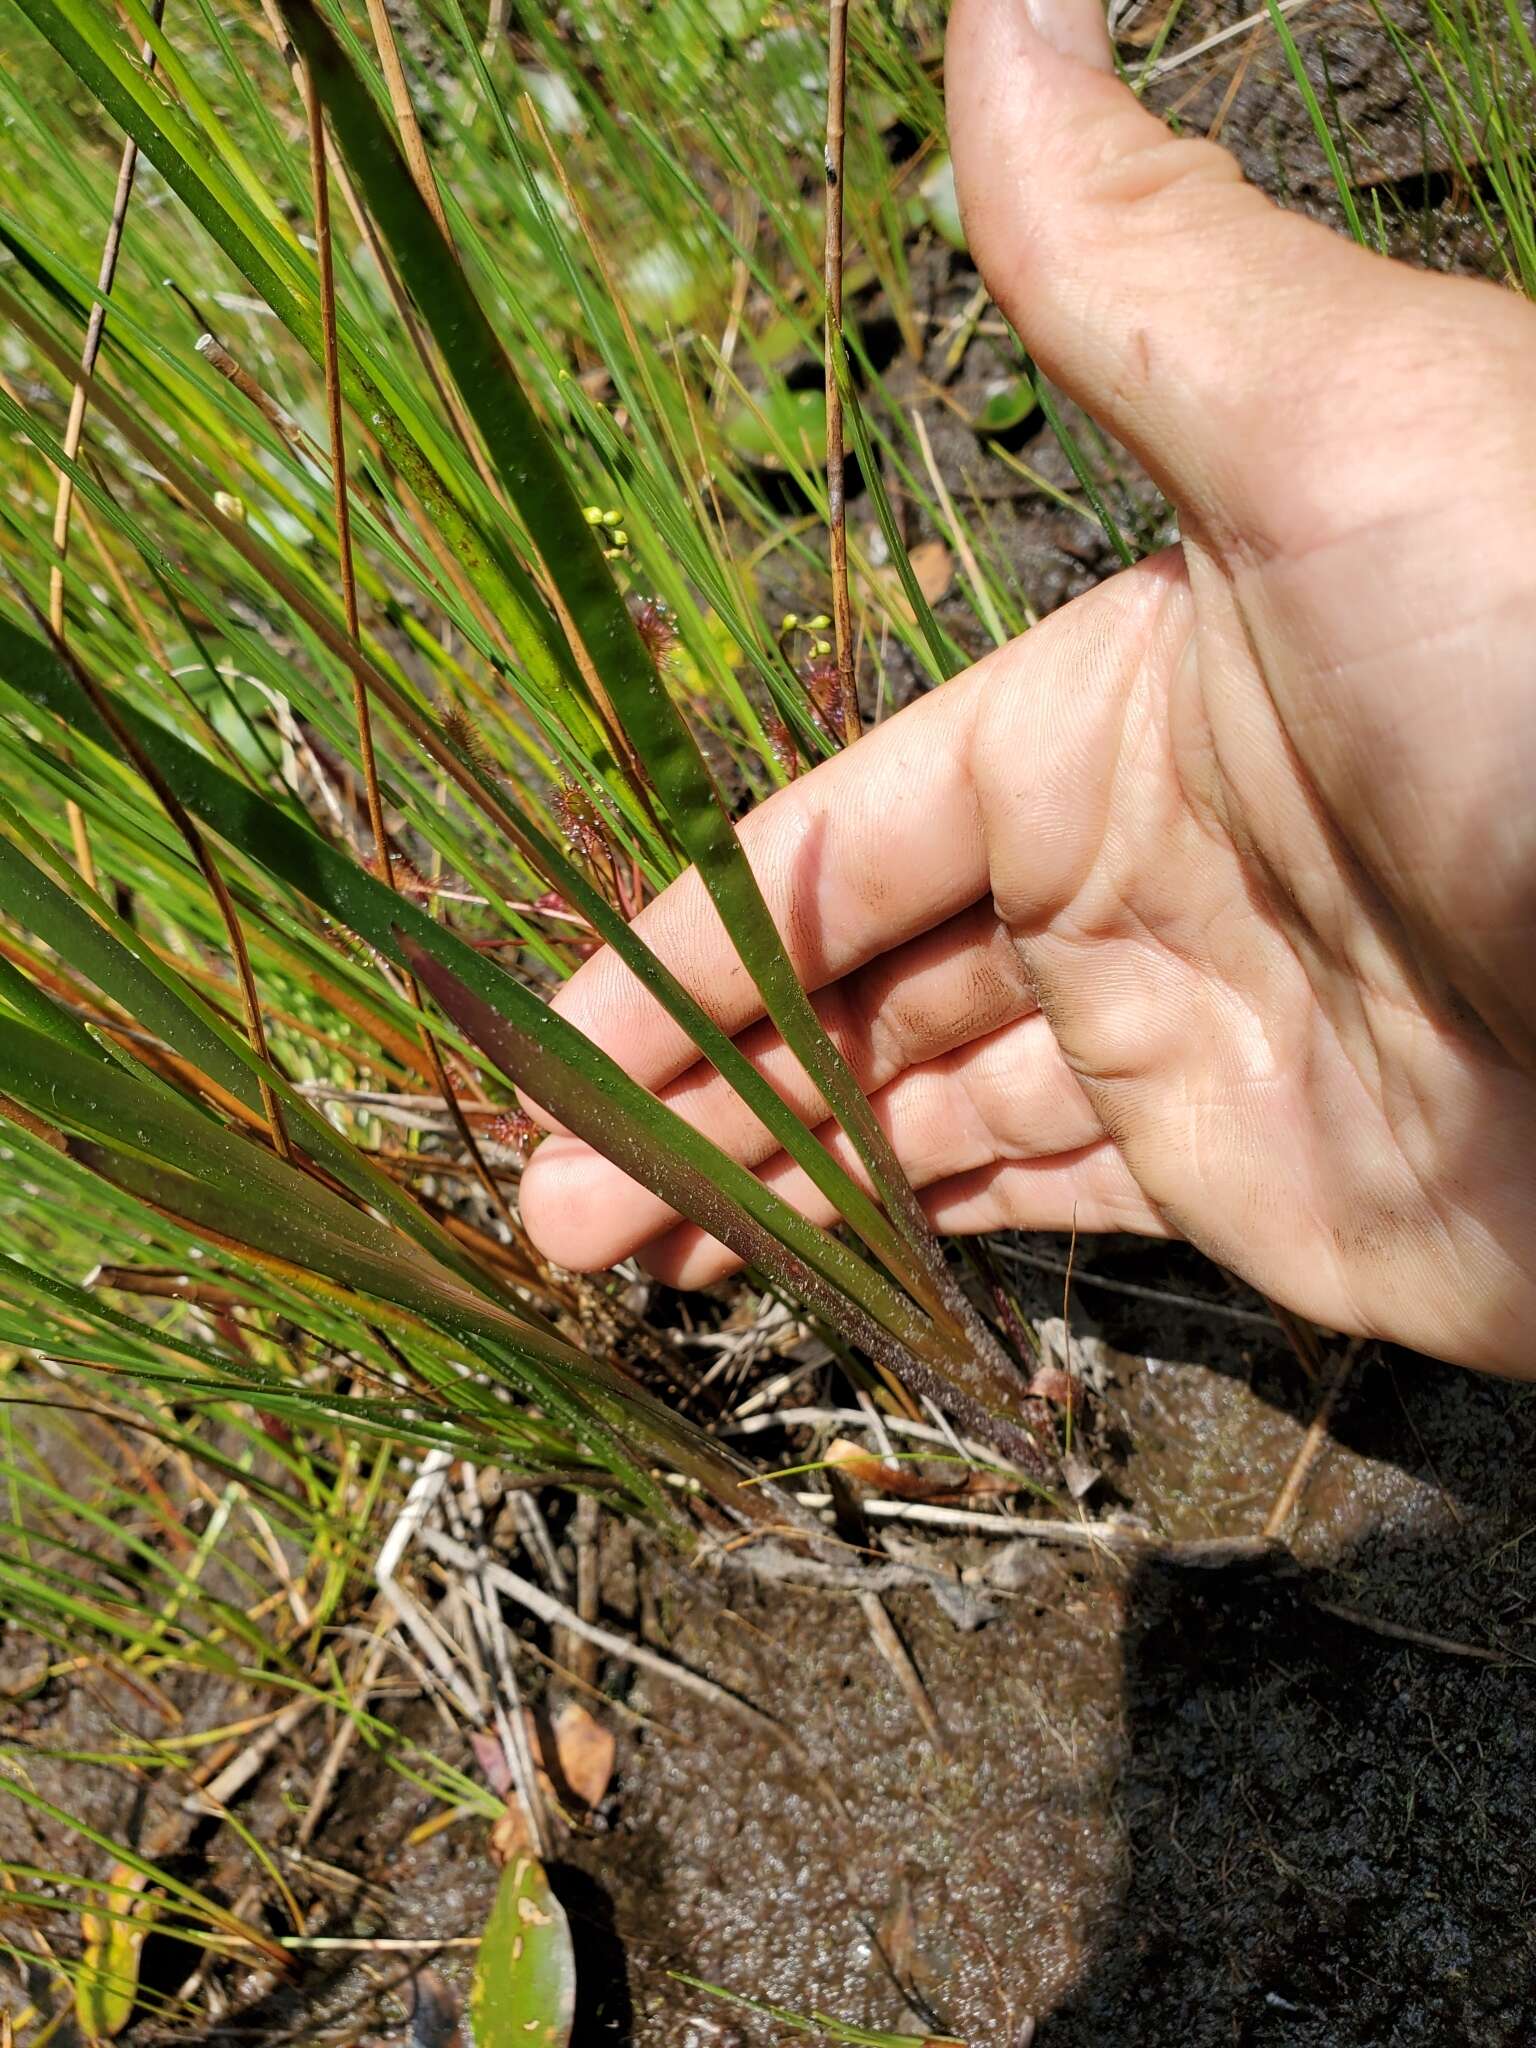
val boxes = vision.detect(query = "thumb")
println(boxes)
[946,0,1487,551]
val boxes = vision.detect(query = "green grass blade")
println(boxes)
[8,0,641,818]
[0,279,945,1314]
[0,812,552,1313]
[1264,0,1371,246]
[0,1012,760,1521]
[835,341,960,683]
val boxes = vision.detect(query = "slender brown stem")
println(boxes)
[75,492,169,669]
[249,0,498,497]
[0,1092,69,1153]
[305,91,374,828]
[823,0,860,742]
[516,95,691,821]
[48,0,168,892]
[1263,1337,1366,1540]
[305,86,522,1241]
[195,332,322,465]
[29,609,292,1163]
[5,278,545,877]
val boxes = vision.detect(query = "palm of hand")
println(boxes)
[968,536,1536,1371]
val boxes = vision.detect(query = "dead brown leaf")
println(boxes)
[547,1701,615,1810]
[824,1436,1015,1503]
[1028,1363,1083,1418]
[856,539,954,624]
[489,1797,534,1868]
[908,538,954,603]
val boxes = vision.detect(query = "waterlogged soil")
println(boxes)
[58,1259,1527,2048]
[538,1282,1536,2047]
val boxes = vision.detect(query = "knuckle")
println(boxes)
[1082,127,1244,222]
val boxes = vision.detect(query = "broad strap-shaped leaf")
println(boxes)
[470,1852,575,2048]
[76,1864,158,2042]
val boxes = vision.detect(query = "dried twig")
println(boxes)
[711,1537,997,1628]
[296,1617,390,1848]
[726,1403,1025,1472]
[195,333,321,464]
[453,1467,551,1857]
[277,1935,479,1953]
[859,1591,948,1754]
[182,1696,318,1815]
[1263,1338,1365,1540]
[376,1451,482,1721]
[418,1527,851,1824]
[1310,1600,1522,1665]
[911,407,1007,646]
[1142,0,1315,80]
[572,1491,602,1692]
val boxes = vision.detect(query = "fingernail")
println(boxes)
[1021,0,1116,71]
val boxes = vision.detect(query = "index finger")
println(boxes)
[540,650,998,1101]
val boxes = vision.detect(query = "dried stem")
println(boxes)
[911,406,1007,645]
[823,0,860,741]
[420,1528,851,1828]
[305,91,373,825]
[48,0,167,891]
[252,0,497,496]
[361,0,451,241]
[196,332,322,465]
[1263,1337,1366,1540]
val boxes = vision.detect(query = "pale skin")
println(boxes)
[521,0,1536,1378]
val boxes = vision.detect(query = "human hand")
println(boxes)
[520,0,1536,1375]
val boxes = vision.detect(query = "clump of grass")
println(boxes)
[0,0,1064,1552]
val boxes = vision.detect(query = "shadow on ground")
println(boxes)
[545,1276,1536,2048]
[1046,1531,1536,2045]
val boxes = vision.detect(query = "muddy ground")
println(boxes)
[8,1244,1531,2047]
[3,1,1533,2043]
[63,1241,1525,2048]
